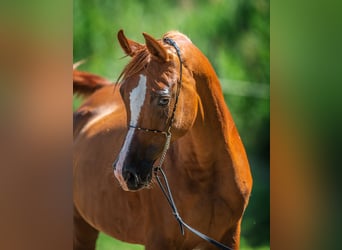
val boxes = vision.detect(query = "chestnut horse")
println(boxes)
[73,30,252,250]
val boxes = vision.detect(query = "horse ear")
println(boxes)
[117,29,144,57]
[143,32,169,61]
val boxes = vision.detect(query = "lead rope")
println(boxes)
[153,167,233,250]
[150,38,233,250]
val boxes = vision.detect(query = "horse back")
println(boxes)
[73,85,125,138]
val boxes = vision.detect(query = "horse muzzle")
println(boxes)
[113,161,153,191]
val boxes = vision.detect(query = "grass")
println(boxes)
[96,233,143,250]
[96,233,269,250]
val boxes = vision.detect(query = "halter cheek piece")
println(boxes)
[127,38,232,250]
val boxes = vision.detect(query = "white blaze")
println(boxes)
[114,75,147,189]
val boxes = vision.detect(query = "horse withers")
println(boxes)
[73,30,252,250]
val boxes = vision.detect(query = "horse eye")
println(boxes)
[158,97,170,106]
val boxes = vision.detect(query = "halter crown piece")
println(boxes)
[128,37,232,250]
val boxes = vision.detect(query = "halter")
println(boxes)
[127,38,232,250]
[128,37,183,171]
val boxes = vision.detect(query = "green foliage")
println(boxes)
[74,0,269,249]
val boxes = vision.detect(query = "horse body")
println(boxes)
[74,30,252,250]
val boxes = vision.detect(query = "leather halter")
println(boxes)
[128,37,183,171]
[127,38,232,250]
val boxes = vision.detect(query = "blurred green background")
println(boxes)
[74,0,269,249]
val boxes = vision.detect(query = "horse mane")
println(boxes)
[117,48,150,83]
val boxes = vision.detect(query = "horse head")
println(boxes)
[113,30,200,191]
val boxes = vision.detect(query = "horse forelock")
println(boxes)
[117,48,150,84]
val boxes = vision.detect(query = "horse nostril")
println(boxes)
[123,170,139,188]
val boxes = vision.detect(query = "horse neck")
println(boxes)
[176,49,243,173]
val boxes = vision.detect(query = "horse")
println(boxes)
[73,30,253,250]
